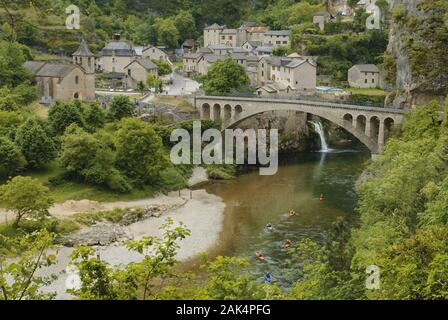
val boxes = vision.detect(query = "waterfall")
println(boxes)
[311,121,329,152]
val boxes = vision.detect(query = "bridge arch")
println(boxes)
[226,108,380,154]
[213,104,221,121]
[196,96,407,155]
[201,103,211,120]
[356,115,367,132]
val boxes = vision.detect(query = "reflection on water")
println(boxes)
[199,150,370,286]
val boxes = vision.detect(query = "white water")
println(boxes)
[311,121,329,152]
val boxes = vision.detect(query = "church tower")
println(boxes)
[73,38,96,100]
[73,38,95,74]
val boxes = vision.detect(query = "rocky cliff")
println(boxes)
[385,0,448,108]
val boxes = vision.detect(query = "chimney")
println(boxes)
[113,33,121,41]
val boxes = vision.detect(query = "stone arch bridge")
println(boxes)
[195,96,408,155]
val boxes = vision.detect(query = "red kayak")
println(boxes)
[255,252,265,261]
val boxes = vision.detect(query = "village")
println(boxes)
[22,0,385,107]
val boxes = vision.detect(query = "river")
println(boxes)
[197,148,370,287]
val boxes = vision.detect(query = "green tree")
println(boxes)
[0,229,56,300]
[136,81,147,94]
[115,118,167,184]
[0,176,53,227]
[60,125,131,193]
[154,17,180,49]
[83,102,106,132]
[0,136,26,177]
[0,41,32,88]
[174,10,196,40]
[15,118,56,168]
[69,218,190,300]
[107,95,135,121]
[151,59,172,76]
[202,58,250,95]
[48,100,85,135]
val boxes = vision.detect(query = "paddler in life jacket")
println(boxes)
[288,209,297,218]
[264,272,272,283]
[282,239,293,249]
[265,223,274,232]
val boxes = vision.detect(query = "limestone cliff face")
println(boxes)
[386,0,447,108]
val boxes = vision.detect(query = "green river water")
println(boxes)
[200,149,370,286]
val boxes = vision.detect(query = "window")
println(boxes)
[261,71,264,76]
[229,36,233,40]
[128,69,132,76]
[75,75,79,84]
[372,78,375,83]
[365,79,368,83]
[283,41,287,44]
[74,92,79,99]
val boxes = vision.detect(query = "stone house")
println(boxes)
[242,40,262,52]
[24,39,95,104]
[182,53,203,76]
[98,40,136,74]
[246,27,269,43]
[203,23,224,47]
[253,44,274,56]
[203,23,289,48]
[313,12,331,31]
[257,56,316,93]
[142,46,172,65]
[219,29,238,47]
[263,30,291,47]
[182,39,197,53]
[256,82,296,96]
[348,64,380,88]
[124,58,158,89]
[210,44,234,55]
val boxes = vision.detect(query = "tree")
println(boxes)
[69,218,190,300]
[0,229,56,300]
[107,95,135,121]
[154,17,180,49]
[174,10,196,40]
[287,1,324,25]
[272,46,292,57]
[0,136,26,177]
[15,118,56,168]
[60,125,131,193]
[136,81,147,94]
[0,41,32,88]
[0,176,53,227]
[202,58,250,95]
[83,102,106,132]
[48,100,85,135]
[146,74,164,93]
[115,118,167,184]
[151,59,172,76]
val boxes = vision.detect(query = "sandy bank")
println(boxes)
[38,188,224,299]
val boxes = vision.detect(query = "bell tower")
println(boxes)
[73,38,95,74]
[72,38,96,101]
